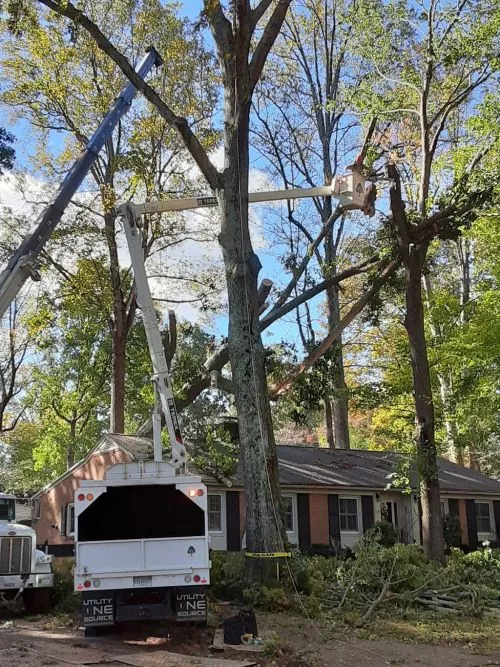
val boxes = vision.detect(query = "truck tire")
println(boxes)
[23,588,51,615]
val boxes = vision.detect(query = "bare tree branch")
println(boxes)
[270,259,400,397]
[203,0,234,73]
[249,0,293,90]
[264,254,381,328]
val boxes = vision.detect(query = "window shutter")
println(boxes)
[361,495,375,533]
[226,491,240,552]
[448,498,459,518]
[465,499,478,548]
[328,494,341,548]
[493,500,500,541]
[60,505,67,536]
[297,493,310,551]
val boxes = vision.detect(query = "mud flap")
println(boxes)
[81,591,116,627]
[175,588,207,622]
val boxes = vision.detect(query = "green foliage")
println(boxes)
[0,127,14,173]
[446,547,500,600]
[369,521,398,548]
[211,534,500,619]
[210,551,245,599]
[443,515,462,550]
[51,559,79,615]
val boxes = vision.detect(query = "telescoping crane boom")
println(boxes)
[0,48,163,320]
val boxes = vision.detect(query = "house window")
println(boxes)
[283,495,294,532]
[340,497,359,532]
[208,494,222,532]
[475,502,491,534]
[67,503,75,536]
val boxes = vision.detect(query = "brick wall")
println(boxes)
[34,449,131,547]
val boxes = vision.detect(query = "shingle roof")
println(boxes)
[227,446,500,495]
[32,434,500,497]
[98,433,153,460]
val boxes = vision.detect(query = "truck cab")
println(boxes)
[0,493,53,613]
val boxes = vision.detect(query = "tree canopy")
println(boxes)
[0,0,498,571]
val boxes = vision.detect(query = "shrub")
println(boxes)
[210,551,245,599]
[443,515,462,549]
[368,521,398,547]
[445,546,500,598]
[51,558,79,615]
[243,585,293,612]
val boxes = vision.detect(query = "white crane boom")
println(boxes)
[116,169,367,472]
[121,204,186,469]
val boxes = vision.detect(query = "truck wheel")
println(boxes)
[23,588,51,615]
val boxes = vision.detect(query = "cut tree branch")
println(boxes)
[270,259,400,397]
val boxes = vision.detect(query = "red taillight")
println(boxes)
[196,489,204,497]
[78,494,85,501]
[193,575,201,583]
[83,580,91,588]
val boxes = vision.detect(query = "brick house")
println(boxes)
[31,433,500,556]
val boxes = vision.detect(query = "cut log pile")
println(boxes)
[416,589,500,615]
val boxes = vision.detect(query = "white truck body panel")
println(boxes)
[74,461,210,593]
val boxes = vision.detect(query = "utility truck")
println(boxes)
[73,201,210,632]
[0,493,53,613]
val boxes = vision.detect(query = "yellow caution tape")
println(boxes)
[244,552,291,558]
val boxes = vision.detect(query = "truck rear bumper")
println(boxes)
[75,568,209,591]
[81,586,207,627]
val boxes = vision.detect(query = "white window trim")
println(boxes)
[475,499,494,538]
[339,496,361,534]
[208,492,224,535]
[282,494,296,534]
[33,498,41,520]
[66,502,75,537]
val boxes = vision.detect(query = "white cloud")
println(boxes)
[0,152,278,326]
[0,173,46,215]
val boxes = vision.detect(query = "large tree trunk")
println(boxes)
[323,200,350,449]
[105,210,136,434]
[405,252,445,562]
[388,163,444,563]
[218,96,284,579]
[110,330,126,433]
[422,274,462,463]
[324,397,334,448]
